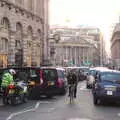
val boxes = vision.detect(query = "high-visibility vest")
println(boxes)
[1,73,13,87]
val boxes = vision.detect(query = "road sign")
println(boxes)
[84,61,92,65]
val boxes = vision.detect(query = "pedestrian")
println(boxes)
[72,71,78,98]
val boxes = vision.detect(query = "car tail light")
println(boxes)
[40,70,44,86]
[57,78,63,88]
[29,81,35,86]
[8,84,15,89]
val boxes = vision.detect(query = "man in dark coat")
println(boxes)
[67,70,78,98]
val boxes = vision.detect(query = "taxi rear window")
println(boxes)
[43,69,57,81]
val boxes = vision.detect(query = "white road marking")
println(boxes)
[79,85,87,91]
[6,101,40,120]
[68,118,92,120]
[34,101,40,109]
[47,107,56,113]
[39,101,53,104]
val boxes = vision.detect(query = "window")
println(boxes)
[43,69,57,81]
[1,38,8,51]
[101,72,120,81]
[1,18,9,30]
[15,40,21,48]
[30,70,37,77]
[57,70,64,78]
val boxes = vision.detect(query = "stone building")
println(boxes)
[49,26,103,66]
[0,0,49,67]
[111,23,120,68]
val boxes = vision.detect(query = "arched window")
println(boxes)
[27,26,32,47]
[16,23,23,48]
[1,38,8,51]
[1,17,10,30]
[37,29,41,40]
[28,26,33,36]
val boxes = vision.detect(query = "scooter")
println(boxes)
[3,80,28,106]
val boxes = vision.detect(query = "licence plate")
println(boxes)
[107,91,113,95]
[9,90,15,94]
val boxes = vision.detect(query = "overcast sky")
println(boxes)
[49,0,120,55]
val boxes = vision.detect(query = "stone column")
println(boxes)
[75,47,77,65]
[34,0,37,14]
[32,34,37,66]
[23,33,28,66]
[35,40,41,67]
[70,47,72,61]
[9,30,16,65]
[82,47,85,64]
[66,46,68,61]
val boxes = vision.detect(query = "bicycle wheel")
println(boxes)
[71,87,74,102]
[69,87,72,104]
[70,86,74,104]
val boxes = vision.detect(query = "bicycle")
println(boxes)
[68,84,75,104]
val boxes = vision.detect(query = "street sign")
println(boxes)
[84,61,92,66]
[68,60,74,65]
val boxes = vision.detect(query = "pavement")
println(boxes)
[0,81,120,120]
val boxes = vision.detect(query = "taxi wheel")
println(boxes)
[23,93,28,103]
[93,95,101,105]
[47,95,53,98]
[60,87,66,95]
[29,89,40,100]
[3,97,9,105]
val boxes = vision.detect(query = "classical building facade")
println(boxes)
[49,26,104,66]
[0,0,49,67]
[111,23,120,68]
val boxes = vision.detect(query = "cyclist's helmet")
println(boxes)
[9,69,16,75]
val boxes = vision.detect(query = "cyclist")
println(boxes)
[67,70,78,98]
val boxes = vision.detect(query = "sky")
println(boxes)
[49,0,120,56]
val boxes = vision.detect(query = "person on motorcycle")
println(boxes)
[1,69,16,96]
[67,70,78,98]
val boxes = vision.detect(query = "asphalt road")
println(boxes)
[1,81,120,120]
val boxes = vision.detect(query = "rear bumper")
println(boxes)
[95,95,120,102]
[33,85,66,96]
[94,90,120,102]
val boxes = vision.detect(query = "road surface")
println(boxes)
[0,81,120,120]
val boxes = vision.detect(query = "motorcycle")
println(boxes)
[3,80,28,106]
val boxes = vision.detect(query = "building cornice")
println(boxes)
[0,0,44,24]
[54,43,94,48]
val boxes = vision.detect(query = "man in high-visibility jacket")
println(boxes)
[1,69,16,97]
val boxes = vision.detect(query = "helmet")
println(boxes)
[9,69,16,75]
